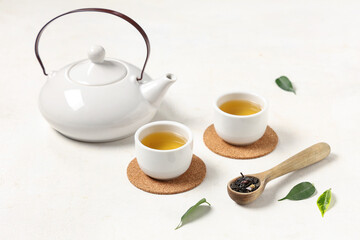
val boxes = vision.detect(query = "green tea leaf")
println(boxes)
[278,182,315,201]
[275,76,296,94]
[175,198,211,230]
[317,188,332,217]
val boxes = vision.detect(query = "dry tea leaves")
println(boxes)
[317,188,332,217]
[230,173,260,193]
[275,76,296,94]
[278,182,316,201]
[175,198,211,230]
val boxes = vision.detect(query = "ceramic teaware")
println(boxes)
[35,8,176,142]
[214,91,268,145]
[135,121,193,180]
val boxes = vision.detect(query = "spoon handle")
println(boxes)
[265,142,331,182]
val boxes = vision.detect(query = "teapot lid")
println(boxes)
[68,45,127,86]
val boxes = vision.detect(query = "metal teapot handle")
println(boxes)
[34,8,150,81]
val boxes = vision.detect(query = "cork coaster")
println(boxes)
[203,125,278,159]
[127,155,206,194]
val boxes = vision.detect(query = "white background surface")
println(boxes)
[1,0,360,239]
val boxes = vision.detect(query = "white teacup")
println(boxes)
[134,121,193,180]
[214,92,268,145]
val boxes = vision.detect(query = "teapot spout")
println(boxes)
[140,73,176,107]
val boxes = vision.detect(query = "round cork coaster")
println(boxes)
[127,155,206,194]
[203,125,278,159]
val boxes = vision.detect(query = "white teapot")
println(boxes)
[35,8,176,142]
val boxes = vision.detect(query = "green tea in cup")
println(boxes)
[141,131,186,150]
[219,99,262,116]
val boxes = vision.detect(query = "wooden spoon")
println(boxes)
[227,142,331,205]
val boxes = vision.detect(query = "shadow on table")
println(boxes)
[244,152,337,209]
[327,192,336,213]
[272,127,295,147]
[53,129,135,148]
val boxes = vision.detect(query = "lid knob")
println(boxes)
[88,45,105,63]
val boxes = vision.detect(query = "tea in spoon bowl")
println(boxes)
[227,142,331,205]
[227,173,267,205]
